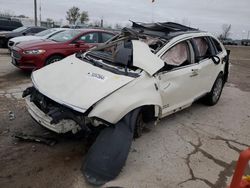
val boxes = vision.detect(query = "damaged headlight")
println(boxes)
[23,49,46,55]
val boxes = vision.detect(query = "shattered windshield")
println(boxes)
[77,27,167,77]
[86,28,166,64]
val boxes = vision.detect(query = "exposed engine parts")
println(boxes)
[23,87,91,133]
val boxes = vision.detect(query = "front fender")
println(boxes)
[88,73,163,124]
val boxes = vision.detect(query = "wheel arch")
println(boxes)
[89,103,161,125]
[88,75,163,124]
[45,53,65,65]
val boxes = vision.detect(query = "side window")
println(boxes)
[161,41,191,67]
[25,28,33,34]
[36,28,45,33]
[79,32,99,43]
[101,33,114,43]
[193,37,212,61]
[27,28,40,34]
[210,37,223,54]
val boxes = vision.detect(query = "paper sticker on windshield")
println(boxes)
[87,72,107,81]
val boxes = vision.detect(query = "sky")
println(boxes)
[0,0,250,39]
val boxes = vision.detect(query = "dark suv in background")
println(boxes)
[0,17,23,31]
[0,26,46,48]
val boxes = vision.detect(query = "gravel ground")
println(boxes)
[0,46,250,188]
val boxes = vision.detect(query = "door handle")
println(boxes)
[190,69,199,77]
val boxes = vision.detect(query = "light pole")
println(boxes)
[39,0,41,26]
[34,0,37,26]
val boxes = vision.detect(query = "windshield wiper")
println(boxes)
[50,39,58,42]
[81,54,103,68]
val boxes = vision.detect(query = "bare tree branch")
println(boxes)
[221,24,232,40]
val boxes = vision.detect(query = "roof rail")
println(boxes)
[131,21,198,33]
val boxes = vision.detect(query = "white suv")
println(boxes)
[23,22,230,185]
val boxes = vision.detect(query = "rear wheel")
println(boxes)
[83,108,141,185]
[45,55,63,66]
[203,74,224,106]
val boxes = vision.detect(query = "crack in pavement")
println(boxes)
[178,138,214,187]
[213,136,250,153]
[211,136,250,187]
[176,123,249,188]
[189,140,236,188]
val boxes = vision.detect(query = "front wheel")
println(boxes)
[45,55,63,66]
[203,74,224,106]
[83,108,141,185]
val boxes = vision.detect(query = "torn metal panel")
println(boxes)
[25,96,82,134]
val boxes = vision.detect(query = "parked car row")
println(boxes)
[10,28,115,70]
[0,26,46,48]
[221,38,250,46]
[222,38,238,45]
[241,39,250,46]
[0,16,23,31]
[8,28,69,49]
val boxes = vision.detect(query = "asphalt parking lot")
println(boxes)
[0,46,250,188]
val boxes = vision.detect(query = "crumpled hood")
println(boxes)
[31,54,135,113]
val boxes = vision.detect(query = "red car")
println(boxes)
[11,29,115,70]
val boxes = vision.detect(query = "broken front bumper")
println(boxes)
[25,96,82,134]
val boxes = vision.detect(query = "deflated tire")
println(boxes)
[82,108,140,185]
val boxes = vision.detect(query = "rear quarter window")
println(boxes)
[192,37,214,61]
[210,37,223,54]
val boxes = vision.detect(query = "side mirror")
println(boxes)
[211,55,220,64]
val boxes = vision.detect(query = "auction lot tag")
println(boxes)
[86,72,107,81]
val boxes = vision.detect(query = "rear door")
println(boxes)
[191,37,224,93]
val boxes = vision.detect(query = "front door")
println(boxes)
[156,40,203,116]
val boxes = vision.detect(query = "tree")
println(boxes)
[80,11,89,24]
[66,6,80,24]
[220,24,232,40]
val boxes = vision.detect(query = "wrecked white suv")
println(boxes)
[23,22,230,185]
